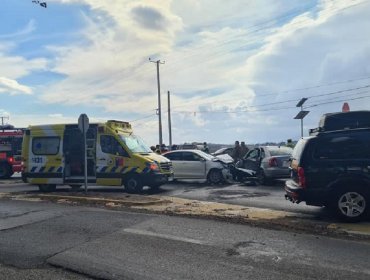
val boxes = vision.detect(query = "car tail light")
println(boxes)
[297,167,306,188]
[268,157,278,167]
[7,156,14,164]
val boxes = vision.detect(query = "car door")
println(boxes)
[181,151,206,178]
[96,134,130,186]
[164,152,184,178]
[242,148,261,172]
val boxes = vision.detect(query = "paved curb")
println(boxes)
[2,192,370,241]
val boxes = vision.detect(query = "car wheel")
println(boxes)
[0,163,12,179]
[257,169,271,185]
[208,169,223,184]
[331,187,368,222]
[38,184,56,192]
[124,175,143,193]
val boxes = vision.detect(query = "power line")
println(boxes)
[172,84,370,114]
[170,75,370,111]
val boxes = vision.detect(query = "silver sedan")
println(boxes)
[239,146,293,185]
[162,149,231,184]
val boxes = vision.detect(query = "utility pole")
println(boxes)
[149,58,165,145]
[167,91,172,148]
[0,116,9,126]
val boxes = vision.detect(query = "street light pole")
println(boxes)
[294,98,309,138]
[150,58,165,146]
[168,91,172,148]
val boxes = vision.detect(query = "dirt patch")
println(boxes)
[210,190,270,200]
[2,192,370,241]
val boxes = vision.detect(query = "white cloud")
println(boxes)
[2,0,370,144]
[0,77,33,95]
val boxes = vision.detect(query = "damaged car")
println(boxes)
[162,149,232,184]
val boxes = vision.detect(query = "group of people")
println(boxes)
[150,144,169,154]
[231,141,249,162]
[150,141,249,162]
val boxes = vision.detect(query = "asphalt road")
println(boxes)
[1,199,370,279]
[0,176,325,218]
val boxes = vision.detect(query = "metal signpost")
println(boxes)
[78,114,89,193]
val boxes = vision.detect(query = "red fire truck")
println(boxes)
[0,125,23,179]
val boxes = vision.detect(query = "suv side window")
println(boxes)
[313,132,370,160]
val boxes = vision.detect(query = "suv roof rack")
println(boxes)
[309,110,370,135]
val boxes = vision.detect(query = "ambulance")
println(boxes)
[22,120,173,192]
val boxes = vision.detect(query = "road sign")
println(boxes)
[78,114,89,193]
[78,114,89,133]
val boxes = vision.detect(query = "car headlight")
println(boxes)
[149,162,160,172]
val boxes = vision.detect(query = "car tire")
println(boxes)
[38,184,56,192]
[331,187,369,222]
[208,169,223,184]
[0,163,12,179]
[257,169,271,186]
[124,175,143,193]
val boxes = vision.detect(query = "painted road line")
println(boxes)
[123,228,207,245]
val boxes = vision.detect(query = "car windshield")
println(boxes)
[119,134,152,153]
[267,146,293,156]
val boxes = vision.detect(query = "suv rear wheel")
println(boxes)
[331,187,369,222]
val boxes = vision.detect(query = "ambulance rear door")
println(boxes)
[28,128,64,185]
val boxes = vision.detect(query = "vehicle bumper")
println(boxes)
[284,179,305,203]
[140,172,173,186]
[12,163,22,173]
[264,168,290,179]
[285,179,329,206]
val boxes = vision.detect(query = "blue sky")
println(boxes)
[1,0,370,145]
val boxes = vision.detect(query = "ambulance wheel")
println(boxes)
[124,176,143,193]
[38,184,56,192]
[0,163,12,179]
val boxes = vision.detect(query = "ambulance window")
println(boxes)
[100,135,128,157]
[32,137,60,155]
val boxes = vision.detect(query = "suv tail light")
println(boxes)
[268,157,278,167]
[297,167,306,188]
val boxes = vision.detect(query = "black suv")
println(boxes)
[285,112,370,222]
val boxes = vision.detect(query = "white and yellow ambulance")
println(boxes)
[22,120,173,193]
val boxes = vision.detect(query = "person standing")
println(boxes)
[286,139,295,148]
[240,141,249,158]
[232,141,242,162]
[202,142,209,153]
